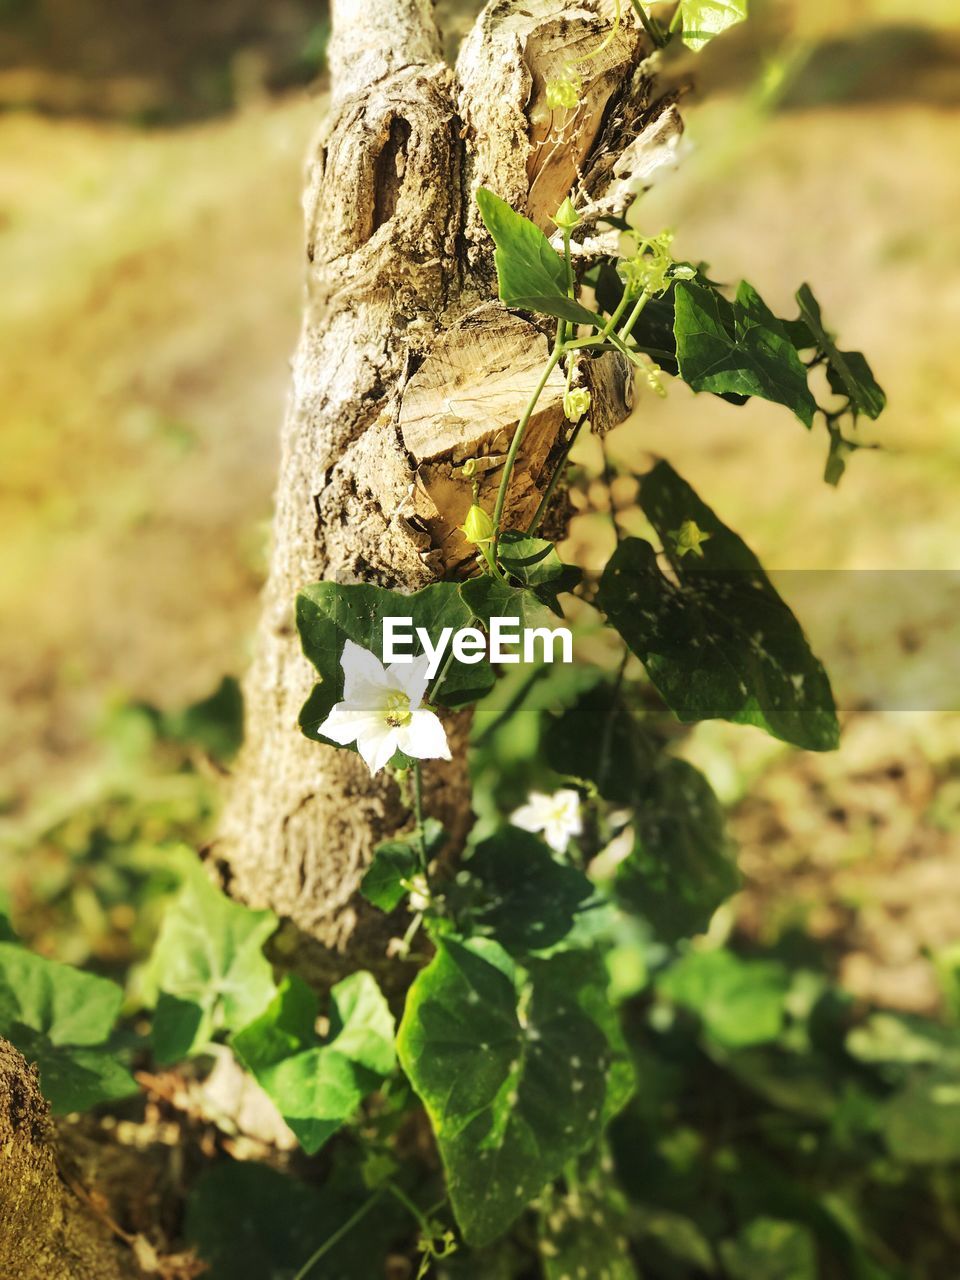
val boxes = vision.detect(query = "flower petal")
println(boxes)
[510,793,551,834]
[317,702,379,746]
[390,652,431,709]
[397,708,450,762]
[356,725,400,774]
[341,639,389,702]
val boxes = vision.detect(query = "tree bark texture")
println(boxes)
[0,1038,136,1280]
[216,0,683,976]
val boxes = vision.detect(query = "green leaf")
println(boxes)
[544,683,656,805]
[476,187,601,328]
[719,1217,818,1280]
[397,937,625,1247]
[0,942,137,1113]
[457,828,597,955]
[0,890,15,941]
[159,675,244,763]
[233,971,395,1155]
[296,583,493,747]
[680,0,748,50]
[613,759,738,942]
[881,1067,960,1163]
[795,284,886,420]
[148,858,277,1064]
[360,819,445,912]
[497,531,581,596]
[459,575,559,635]
[597,462,839,751]
[185,1161,408,1280]
[538,1179,638,1280]
[657,949,789,1048]
[674,280,816,426]
[846,1012,960,1069]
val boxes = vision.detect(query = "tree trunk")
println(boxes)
[0,1038,137,1280]
[216,0,682,978]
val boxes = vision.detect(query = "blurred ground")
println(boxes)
[2,7,959,1011]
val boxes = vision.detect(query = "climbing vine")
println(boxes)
[12,6,958,1279]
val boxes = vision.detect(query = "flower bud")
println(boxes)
[552,196,581,231]
[461,503,494,545]
[563,386,592,421]
[670,519,712,559]
[459,458,478,478]
[545,71,582,111]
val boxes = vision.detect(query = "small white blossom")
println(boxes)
[318,640,451,775]
[510,789,582,853]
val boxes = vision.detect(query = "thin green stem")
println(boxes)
[617,288,652,343]
[293,1187,384,1280]
[596,289,632,341]
[386,1182,434,1233]
[527,414,586,534]
[629,0,666,45]
[492,343,564,538]
[669,2,683,34]
[412,762,428,872]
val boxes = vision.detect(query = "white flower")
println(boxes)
[510,789,583,853]
[317,639,451,775]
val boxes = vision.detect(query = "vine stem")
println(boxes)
[491,342,564,539]
[293,1182,437,1280]
[527,414,586,534]
[412,761,428,872]
[628,0,666,46]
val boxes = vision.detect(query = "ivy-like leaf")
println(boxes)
[159,675,244,763]
[597,462,839,751]
[185,1160,408,1280]
[538,1177,638,1280]
[233,971,395,1155]
[397,937,626,1247]
[297,582,493,751]
[0,943,137,1113]
[498,531,581,592]
[614,759,738,942]
[456,828,597,955]
[459,576,558,635]
[148,859,278,1064]
[544,682,657,805]
[657,949,790,1049]
[476,187,601,328]
[674,280,816,427]
[795,283,886,420]
[360,819,445,912]
[679,0,749,51]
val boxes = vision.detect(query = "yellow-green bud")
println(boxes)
[670,519,712,559]
[461,503,494,545]
[552,196,581,231]
[545,72,582,111]
[459,458,478,478]
[563,386,592,421]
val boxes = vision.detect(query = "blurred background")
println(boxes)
[1,0,959,1028]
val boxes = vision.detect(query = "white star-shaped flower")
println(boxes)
[317,640,451,775]
[510,789,583,853]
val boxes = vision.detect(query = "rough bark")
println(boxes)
[0,1038,137,1280]
[216,0,682,977]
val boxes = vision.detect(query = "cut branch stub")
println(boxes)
[399,305,567,569]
